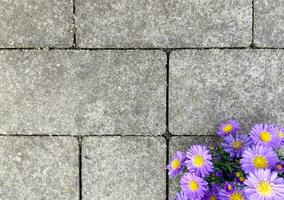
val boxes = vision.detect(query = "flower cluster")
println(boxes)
[168,120,284,200]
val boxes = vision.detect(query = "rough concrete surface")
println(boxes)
[0,0,73,48]
[82,136,166,200]
[255,0,284,47]
[0,137,79,199]
[76,0,252,48]
[0,0,283,199]
[0,51,166,135]
[170,50,284,135]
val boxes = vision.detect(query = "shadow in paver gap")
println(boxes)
[72,0,77,48]
[78,136,82,200]
[163,50,172,200]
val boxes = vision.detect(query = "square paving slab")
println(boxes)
[0,50,165,135]
[255,0,284,47]
[0,137,79,199]
[170,50,284,135]
[82,136,166,200]
[76,0,252,48]
[0,0,73,48]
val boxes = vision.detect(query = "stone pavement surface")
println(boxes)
[0,0,283,199]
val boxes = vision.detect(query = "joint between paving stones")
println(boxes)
[72,0,77,48]
[78,136,82,200]
[165,49,171,200]
[0,47,284,51]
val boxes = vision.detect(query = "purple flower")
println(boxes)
[167,151,185,177]
[244,169,284,199]
[174,191,188,200]
[249,124,280,148]
[222,134,251,158]
[223,182,234,193]
[180,173,208,200]
[274,125,284,145]
[185,145,213,177]
[219,188,246,200]
[217,119,240,137]
[274,161,284,173]
[240,145,279,173]
[203,184,219,200]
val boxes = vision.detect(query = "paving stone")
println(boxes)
[170,50,284,135]
[0,50,165,135]
[82,136,166,200]
[255,0,284,47]
[168,136,214,200]
[0,0,73,47]
[0,136,78,199]
[76,0,251,48]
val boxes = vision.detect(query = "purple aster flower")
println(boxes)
[274,125,284,145]
[203,184,219,200]
[217,119,240,137]
[174,191,188,200]
[222,134,251,158]
[240,145,279,173]
[219,188,246,200]
[224,182,235,193]
[249,124,280,148]
[185,145,213,177]
[244,169,284,199]
[274,161,284,173]
[180,173,208,200]
[167,151,185,177]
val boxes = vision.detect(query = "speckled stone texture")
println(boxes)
[170,50,284,135]
[0,137,78,199]
[168,136,214,200]
[0,0,73,48]
[82,136,166,200]
[0,50,165,135]
[76,0,251,48]
[255,0,284,47]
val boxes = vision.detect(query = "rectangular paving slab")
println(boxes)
[255,0,284,47]
[170,50,284,135]
[169,136,214,200]
[82,136,166,200]
[0,50,165,135]
[0,136,78,199]
[76,0,251,48]
[0,0,73,48]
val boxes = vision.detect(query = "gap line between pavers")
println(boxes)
[78,136,82,200]
[0,47,284,51]
[72,0,77,48]
[164,50,172,200]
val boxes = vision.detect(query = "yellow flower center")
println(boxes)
[278,131,283,139]
[227,184,233,191]
[223,124,233,133]
[229,192,244,200]
[192,155,204,167]
[239,176,245,182]
[253,156,268,169]
[259,131,271,142]
[232,141,244,149]
[257,181,272,196]
[210,195,217,200]
[188,180,199,191]
[171,159,180,170]
[235,172,241,177]
[277,164,283,170]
